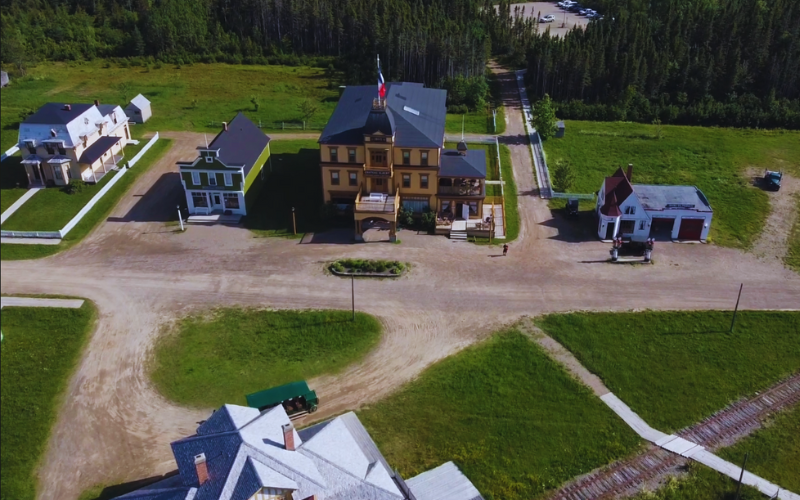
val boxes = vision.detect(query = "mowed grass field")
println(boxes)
[0,139,172,260]
[358,331,642,500]
[0,61,500,152]
[1,300,97,500]
[537,311,800,432]
[542,121,800,248]
[150,309,382,408]
[632,405,800,500]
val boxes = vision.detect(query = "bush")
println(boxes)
[61,181,87,195]
[447,104,469,114]
[421,209,436,233]
[331,259,406,275]
[552,159,576,193]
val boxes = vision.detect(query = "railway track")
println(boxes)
[549,373,800,500]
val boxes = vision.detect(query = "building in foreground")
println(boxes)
[178,113,270,217]
[319,82,487,242]
[18,101,131,186]
[596,166,713,241]
[115,403,483,500]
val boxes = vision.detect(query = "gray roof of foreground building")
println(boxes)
[117,404,452,500]
[439,149,487,178]
[632,184,712,212]
[406,462,484,500]
[207,113,270,175]
[319,83,446,148]
[78,136,122,164]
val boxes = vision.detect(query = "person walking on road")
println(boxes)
[503,244,509,256]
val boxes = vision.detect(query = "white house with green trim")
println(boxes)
[179,113,270,216]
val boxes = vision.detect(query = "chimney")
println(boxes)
[282,423,296,451]
[222,122,228,132]
[194,453,209,485]
[64,104,71,111]
[457,141,468,156]
[94,99,100,106]
[626,164,633,181]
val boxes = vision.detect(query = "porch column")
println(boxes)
[613,216,621,238]
[354,219,364,242]
[389,221,397,243]
[92,166,97,183]
[102,155,107,174]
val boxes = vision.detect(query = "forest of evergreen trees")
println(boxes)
[1,0,798,128]
[517,0,800,128]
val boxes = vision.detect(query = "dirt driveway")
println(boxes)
[1,70,799,500]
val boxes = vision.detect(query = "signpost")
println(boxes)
[730,283,743,333]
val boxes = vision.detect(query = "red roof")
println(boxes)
[600,168,633,216]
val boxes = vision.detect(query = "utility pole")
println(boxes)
[351,274,355,321]
[734,452,749,500]
[730,283,743,333]
[291,207,297,235]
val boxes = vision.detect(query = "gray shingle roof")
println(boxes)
[208,113,270,176]
[407,462,484,500]
[23,103,95,125]
[78,136,122,164]
[97,104,119,117]
[129,94,151,110]
[320,83,446,148]
[439,150,487,178]
[632,185,712,212]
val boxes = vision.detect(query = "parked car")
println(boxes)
[567,198,579,216]
[568,4,584,12]
[558,1,575,9]
[246,380,319,415]
[539,14,556,22]
[764,170,783,191]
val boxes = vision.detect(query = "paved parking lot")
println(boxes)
[504,2,591,37]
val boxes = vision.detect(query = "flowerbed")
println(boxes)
[329,259,407,276]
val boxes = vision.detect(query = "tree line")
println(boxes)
[514,0,800,128]
[0,0,491,89]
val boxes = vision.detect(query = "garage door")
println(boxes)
[678,218,704,240]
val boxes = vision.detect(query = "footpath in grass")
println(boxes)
[0,139,172,260]
[537,311,800,432]
[633,406,800,500]
[151,309,382,408]
[542,121,800,248]
[499,144,519,242]
[358,331,641,500]
[1,300,97,500]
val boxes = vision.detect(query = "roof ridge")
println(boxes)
[240,442,327,489]
[298,443,401,497]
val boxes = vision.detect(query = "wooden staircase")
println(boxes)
[449,220,468,240]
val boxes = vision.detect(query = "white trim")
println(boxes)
[192,171,201,185]
[224,172,233,186]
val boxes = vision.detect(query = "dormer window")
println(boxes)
[205,156,213,163]
[46,144,55,155]
[112,114,118,124]
[25,141,36,154]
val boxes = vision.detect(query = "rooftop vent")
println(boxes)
[402,105,419,116]
[94,99,100,106]
[50,129,57,137]
[457,141,468,155]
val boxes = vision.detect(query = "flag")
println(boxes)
[377,55,386,99]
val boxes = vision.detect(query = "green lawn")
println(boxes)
[787,195,800,272]
[358,331,641,500]
[1,188,28,213]
[542,121,800,248]
[1,156,32,212]
[151,309,382,408]
[537,311,800,432]
[445,107,506,136]
[633,405,800,500]
[1,300,97,500]
[242,139,323,237]
[500,144,519,242]
[0,139,172,260]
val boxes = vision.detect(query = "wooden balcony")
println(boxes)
[354,192,399,221]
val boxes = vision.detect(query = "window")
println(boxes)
[402,150,411,165]
[191,172,201,185]
[53,165,63,180]
[639,220,646,231]
[112,114,118,124]
[224,173,233,186]
[370,151,386,166]
[46,144,55,155]
[625,205,636,215]
[329,147,338,162]
[331,171,340,185]
[402,174,411,188]
[420,174,429,189]
[207,173,217,186]
[620,220,636,234]
[441,200,451,213]
[58,146,66,155]
[66,167,73,179]
[223,193,240,209]
[348,149,357,163]
[348,171,358,186]
[26,141,36,154]
[421,151,429,166]
[402,198,430,213]
[205,156,213,163]
[192,192,208,207]
[469,201,479,216]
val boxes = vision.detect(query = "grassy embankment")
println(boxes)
[542,121,800,248]
[0,139,172,260]
[151,309,382,408]
[358,331,642,500]
[537,311,800,432]
[1,300,97,500]
[632,405,800,500]
[787,195,800,271]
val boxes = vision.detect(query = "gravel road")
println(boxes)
[1,68,798,500]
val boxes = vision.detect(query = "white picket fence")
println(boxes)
[1,134,160,240]
[1,145,20,162]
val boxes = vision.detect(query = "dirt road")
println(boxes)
[1,69,799,500]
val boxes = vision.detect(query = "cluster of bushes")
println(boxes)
[330,259,407,275]
[441,74,490,112]
[398,207,436,232]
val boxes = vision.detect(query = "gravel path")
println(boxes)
[1,68,799,500]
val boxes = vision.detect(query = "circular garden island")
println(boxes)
[329,259,408,277]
